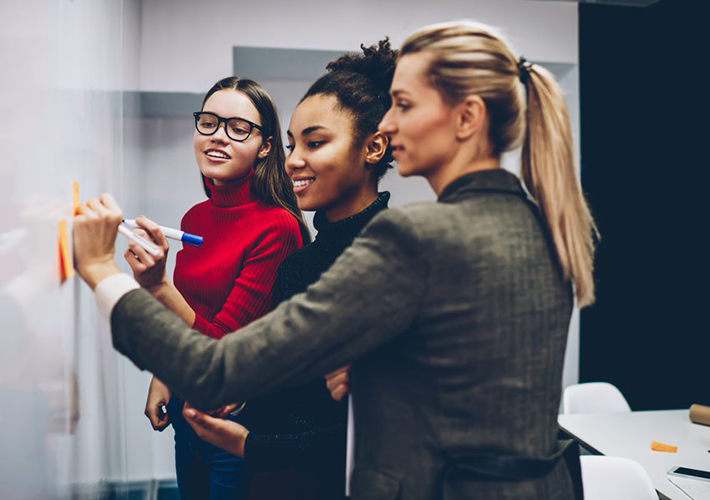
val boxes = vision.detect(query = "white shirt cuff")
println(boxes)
[95,273,141,320]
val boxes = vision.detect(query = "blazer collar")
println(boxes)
[438,168,527,202]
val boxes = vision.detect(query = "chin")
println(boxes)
[396,162,417,178]
[296,200,318,212]
[200,170,219,181]
[398,158,433,179]
[199,166,218,179]
[202,171,232,186]
[297,192,329,213]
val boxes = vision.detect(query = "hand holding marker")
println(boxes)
[119,218,203,256]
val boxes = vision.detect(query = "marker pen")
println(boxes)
[123,219,203,248]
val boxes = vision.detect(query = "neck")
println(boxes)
[427,156,501,196]
[211,171,250,187]
[207,170,255,208]
[324,185,379,223]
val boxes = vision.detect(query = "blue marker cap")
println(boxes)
[182,232,204,247]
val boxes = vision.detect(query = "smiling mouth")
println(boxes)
[293,177,315,194]
[204,150,231,160]
[294,178,314,187]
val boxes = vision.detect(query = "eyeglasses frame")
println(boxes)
[193,111,265,142]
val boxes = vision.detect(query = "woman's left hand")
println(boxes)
[183,402,250,457]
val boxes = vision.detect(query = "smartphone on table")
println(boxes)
[668,467,710,482]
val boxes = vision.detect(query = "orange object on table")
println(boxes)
[651,441,677,453]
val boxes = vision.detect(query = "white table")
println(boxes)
[559,409,710,500]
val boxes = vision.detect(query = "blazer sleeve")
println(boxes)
[110,208,428,410]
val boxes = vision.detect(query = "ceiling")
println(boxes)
[537,0,662,6]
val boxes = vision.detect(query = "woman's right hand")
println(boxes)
[145,376,171,431]
[325,364,351,402]
[182,403,250,458]
[124,216,170,291]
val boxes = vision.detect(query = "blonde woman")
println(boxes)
[74,21,596,500]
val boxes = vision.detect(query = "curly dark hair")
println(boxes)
[302,38,397,182]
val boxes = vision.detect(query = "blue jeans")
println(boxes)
[168,397,253,500]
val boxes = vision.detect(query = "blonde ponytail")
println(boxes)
[401,20,598,307]
[521,63,598,307]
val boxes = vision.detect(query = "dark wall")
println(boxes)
[579,0,707,410]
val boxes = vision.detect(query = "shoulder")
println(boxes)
[387,194,535,234]
[249,204,303,247]
[355,205,433,257]
[278,240,313,267]
[361,201,485,257]
[363,202,441,238]
[256,205,301,234]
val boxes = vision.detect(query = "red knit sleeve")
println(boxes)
[192,212,302,339]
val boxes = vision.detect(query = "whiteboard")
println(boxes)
[0,0,136,497]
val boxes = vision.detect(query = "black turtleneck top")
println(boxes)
[242,192,390,500]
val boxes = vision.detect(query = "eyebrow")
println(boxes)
[201,110,261,125]
[391,90,410,98]
[286,125,329,138]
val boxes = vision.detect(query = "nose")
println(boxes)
[285,148,306,173]
[210,123,230,143]
[378,108,396,135]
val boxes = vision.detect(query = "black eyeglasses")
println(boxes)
[193,111,264,142]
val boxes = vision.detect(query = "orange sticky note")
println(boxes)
[651,441,678,453]
[72,181,81,216]
[58,218,75,281]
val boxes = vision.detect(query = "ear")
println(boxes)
[364,131,389,165]
[456,95,487,141]
[258,137,273,159]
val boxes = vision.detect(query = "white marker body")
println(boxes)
[123,219,184,241]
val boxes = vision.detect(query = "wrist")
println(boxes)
[81,260,122,290]
[237,428,250,458]
[148,279,173,299]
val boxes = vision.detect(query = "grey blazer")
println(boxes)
[112,169,576,500]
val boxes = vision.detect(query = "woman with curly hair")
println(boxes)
[230,39,397,500]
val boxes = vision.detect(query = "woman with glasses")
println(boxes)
[75,19,597,499]
[124,77,308,500]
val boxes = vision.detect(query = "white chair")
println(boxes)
[581,456,658,500]
[562,382,631,414]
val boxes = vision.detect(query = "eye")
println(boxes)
[285,144,295,152]
[396,101,411,111]
[308,141,325,149]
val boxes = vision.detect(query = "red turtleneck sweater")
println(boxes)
[173,173,302,339]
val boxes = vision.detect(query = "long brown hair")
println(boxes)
[201,77,310,243]
[401,21,598,307]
